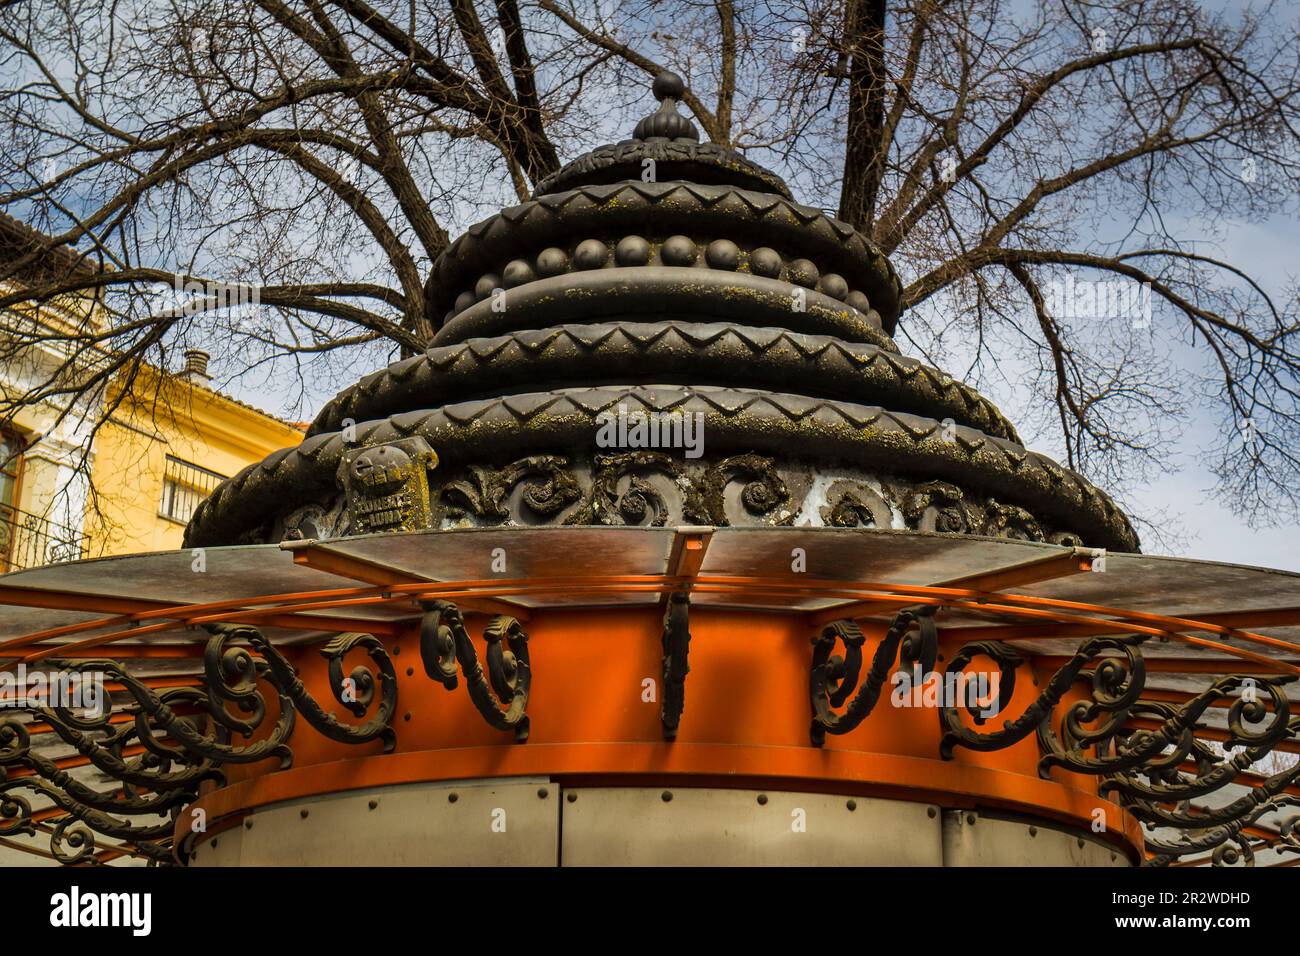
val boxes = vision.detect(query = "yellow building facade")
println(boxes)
[84,358,305,557]
[1,212,304,570]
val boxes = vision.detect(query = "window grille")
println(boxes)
[159,455,226,524]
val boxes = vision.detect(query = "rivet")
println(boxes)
[847,799,858,812]
[966,813,976,825]
[661,790,673,802]
[757,794,768,806]
[927,807,937,819]
[368,799,379,810]
[1029,826,1038,837]
[392,646,400,655]
[448,792,459,803]
[1078,838,1086,849]
[210,838,218,849]
[537,787,549,799]
[244,818,253,830]
[566,792,577,803]
[403,712,412,722]
[406,667,414,677]
[1111,852,1118,862]
[300,809,309,819]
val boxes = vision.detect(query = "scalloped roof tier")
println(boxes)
[184,72,1139,555]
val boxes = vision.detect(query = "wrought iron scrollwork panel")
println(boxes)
[0,623,400,865]
[806,604,1300,865]
[932,621,1300,866]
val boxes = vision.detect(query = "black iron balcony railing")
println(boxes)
[0,502,88,572]
[159,455,227,524]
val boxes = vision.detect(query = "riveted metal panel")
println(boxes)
[196,778,558,866]
[191,827,244,867]
[941,810,1129,867]
[559,787,942,866]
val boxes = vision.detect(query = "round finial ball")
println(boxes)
[573,238,610,270]
[660,235,698,266]
[653,71,685,102]
[536,247,569,277]
[705,239,741,271]
[750,247,782,278]
[453,290,476,314]
[846,290,871,313]
[818,273,849,300]
[474,273,501,299]
[502,259,536,288]
[788,258,819,288]
[615,235,652,266]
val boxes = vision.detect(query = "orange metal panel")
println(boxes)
[168,606,1145,864]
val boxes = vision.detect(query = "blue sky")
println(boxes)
[1117,210,1300,571]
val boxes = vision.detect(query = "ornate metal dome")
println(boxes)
[184,73,1138,554]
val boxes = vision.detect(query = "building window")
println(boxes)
[159,455,226,524]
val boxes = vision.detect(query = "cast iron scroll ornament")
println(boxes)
[938,635,1145,760]
[1,625,399,865]
[419,601,532,742]
[63,649,297,768]
[0,663,234,866]
[441,455,581,523]
[936,634,1300,865]
[580,452,683,527]
[1271,814,1300,859]
[809,606,937,747]
[1,709,198,865]
[0,772,179,864]
[661,592,691,740]
[204,624,398,753]
[694,454,791,526]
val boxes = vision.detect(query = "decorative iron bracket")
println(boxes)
[809,605,937,747]
[661,591,691,740]
[419,600,532,742]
